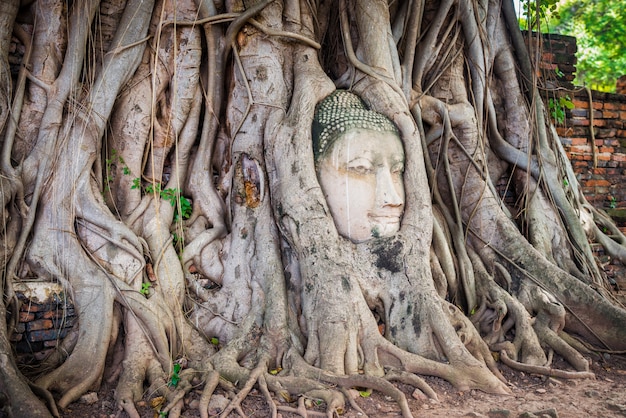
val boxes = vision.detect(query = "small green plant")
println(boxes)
[140,282,151,296]
[548,95,574,125]
[608,195,618,209]
[555,66,565,78]
[168,362,182,388]
[104,149,131,192]
[563,177,569,187]
[137,182,192,221]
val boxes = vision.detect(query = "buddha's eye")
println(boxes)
[347,158,374,174]
[391,162,404,174]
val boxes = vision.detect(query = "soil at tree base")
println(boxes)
[58,352,626,417]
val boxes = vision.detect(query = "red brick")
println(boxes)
[604,110,620,118]
[41,309,67,319]
[596,128,617,138]
[19,312,34,322]
[570,137,589,146]
[26,319,53,332]
[592,119,608,127]
[556,127,574,136]
[605,102,619,110]
[586,179,611,187]
[570,145,591,153]
[596,152,611,161]
[599,146,614,153]
[19,303,49,312]
[572,99,589,109]
[613,153,626,162]
[571,118,590,126]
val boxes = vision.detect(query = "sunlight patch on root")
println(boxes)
[499,351,595,379]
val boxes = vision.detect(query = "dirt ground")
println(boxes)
[61,351,626,418]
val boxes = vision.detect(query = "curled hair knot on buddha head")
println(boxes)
[312,90,400,162]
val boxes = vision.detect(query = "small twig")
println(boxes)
[160,12,239,28]
[106,35,152,56]
[248,18,320,49]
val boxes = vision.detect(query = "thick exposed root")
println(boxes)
[500,351,595,379]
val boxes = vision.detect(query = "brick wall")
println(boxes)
[9,283,76,367]
[524,31,577,89]
[532,32,626,233]
[558,91,626,211]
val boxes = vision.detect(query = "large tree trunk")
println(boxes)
[1,0,625,417]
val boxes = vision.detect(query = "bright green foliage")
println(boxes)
[552,0,626,92]
[144,183,193,222]
[168,363,182,388]
[519,0,561,31]
[548,95,574,125]
[140,282,151,296]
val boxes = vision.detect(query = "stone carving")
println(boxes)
[313,90,405,243]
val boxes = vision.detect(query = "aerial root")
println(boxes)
[199,370,220,418]
[220,360,268,417]
[28,383,60,418]
[258,374,278,418]
[500,351,595,379]
[534,323,590,371]
[340,388,369,417]
[276,397,328,417]
[384,368,438,400]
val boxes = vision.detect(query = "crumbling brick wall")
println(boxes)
[9,283,76,367]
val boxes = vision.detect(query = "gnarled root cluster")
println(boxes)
[2,1,626,418]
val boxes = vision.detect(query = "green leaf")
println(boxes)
[210,337,219,345]
[140,282,151,296]
[359,389,372,398]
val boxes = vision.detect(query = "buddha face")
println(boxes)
[317,128,405,243]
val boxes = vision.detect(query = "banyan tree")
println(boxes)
[1,0,625,417]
